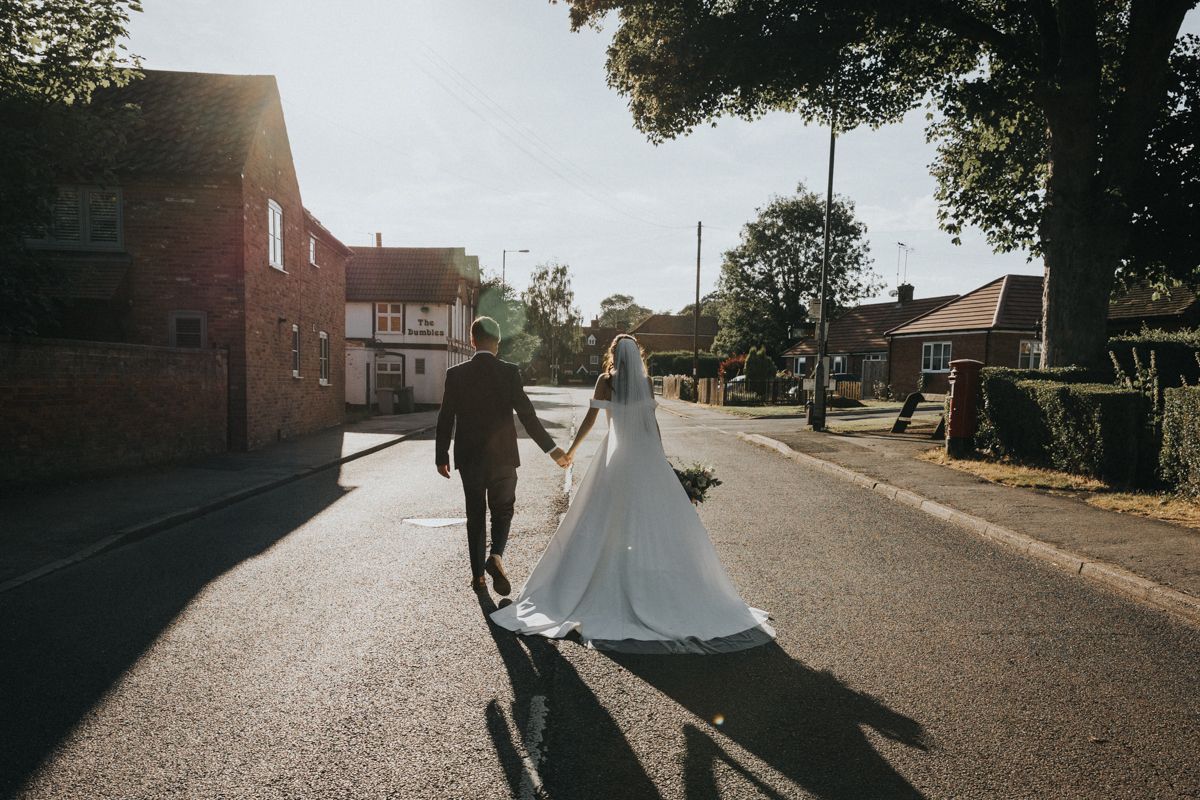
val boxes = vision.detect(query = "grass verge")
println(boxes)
[918,450,1200,530]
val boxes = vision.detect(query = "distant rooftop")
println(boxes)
[346,247,480,304]
[887,275,1042,336]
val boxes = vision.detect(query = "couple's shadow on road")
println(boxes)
[477,595,928,800]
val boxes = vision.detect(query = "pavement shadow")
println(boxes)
[607,644,929,800]
[476,594,662,800]
[0,464,351,798]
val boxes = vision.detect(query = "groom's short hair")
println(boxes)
[471,316,502,346]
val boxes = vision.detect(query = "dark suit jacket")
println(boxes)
[435,352,556,470]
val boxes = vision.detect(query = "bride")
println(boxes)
[490,334,774,653]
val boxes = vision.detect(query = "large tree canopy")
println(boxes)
[597,292,652,330]
[477,274,539,367]
[715,184,880,358]
[523,261,583,375]
[0,0,142,335]
[555,0,1199,367]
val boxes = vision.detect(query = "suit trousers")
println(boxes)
[459,462,518,579]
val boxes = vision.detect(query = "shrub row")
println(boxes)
[1109,329,1200,389]
[1161,386,1200,498]
[976,366,1099,456]
[646,350,721,378]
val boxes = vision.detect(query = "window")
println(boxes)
[27,186,123,250]
[1019,339,1042,369]
[376,303,403,333]
[291,324,300,377]
[415,358,426,375]
[318,331,330,385]
[590,354,600,365]
[587,335,596,346]
[169,311,206,348]
[268,199,284,270]
[863,353,886,362]
[377,360,404,389]
[309,235,319,267]
[921,341,952,372]
[831,355,847,374]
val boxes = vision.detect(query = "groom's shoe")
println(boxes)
[485,554,512,596]
[470,575,488,592]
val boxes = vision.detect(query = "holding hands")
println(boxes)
[550,447,573,468]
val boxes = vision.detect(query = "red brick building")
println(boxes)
[29,70,350,450]
[782,284,958,389]
[885,275,1043,395]
[628,314,718,353]
[569,320,622,379]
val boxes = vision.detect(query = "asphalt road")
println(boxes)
[2,385,1198,799]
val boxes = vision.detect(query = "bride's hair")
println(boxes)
[603,333,646,375]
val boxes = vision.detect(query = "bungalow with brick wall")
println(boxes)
[782,283,958,394]
[628,314,718,354]
[884,274,1043,395]
[344,246,480,406]
[26,69,350,451]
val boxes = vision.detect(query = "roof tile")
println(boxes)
[346,247,480,303]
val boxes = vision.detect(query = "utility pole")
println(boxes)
[693,221,702,391]
[811,110,837,432]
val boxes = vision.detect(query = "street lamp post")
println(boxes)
[810,109,837,432]
[502,249,529,287]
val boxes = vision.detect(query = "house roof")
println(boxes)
[629,314,718,337]
[1109,281,1200,321]
[783,294,959,357]
[346,247,480,303]
[887,275,1042,336]
[94,69,277,178]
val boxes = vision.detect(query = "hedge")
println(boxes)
[1161,386,1200,498]
[1109,329,1200,389]
[645,350,721,378]
[1015,381,1146,485]
[976,366,1099,456]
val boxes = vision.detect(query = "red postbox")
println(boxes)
[946,358,984,458]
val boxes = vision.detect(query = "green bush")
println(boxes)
[1014,380,1146,485]
[645,350,720,378]
[976,366,1098,455]
[744,346,775,383]
[1109,328,1200,389]
[1161,386,1200,498]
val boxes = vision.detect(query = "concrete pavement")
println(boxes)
[0,410,439,593]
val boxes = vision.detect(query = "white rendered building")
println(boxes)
[344,246,479,406]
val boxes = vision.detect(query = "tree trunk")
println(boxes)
[1040,208,1120,369]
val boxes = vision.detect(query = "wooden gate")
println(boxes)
[861,360,888,398]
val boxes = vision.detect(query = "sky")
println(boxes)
[126,2,1200,320]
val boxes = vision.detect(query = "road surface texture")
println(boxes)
[2,385,1197,799]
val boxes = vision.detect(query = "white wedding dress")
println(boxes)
[490,339,774,654]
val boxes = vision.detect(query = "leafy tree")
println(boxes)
[477,273,539,367]
[1,0,143,335]
[714,184,880,358]
[743,346,775,383]
[597,292,651,330]
[678,291,723,320]
[523,261,583,376]
[554,0,1198,368]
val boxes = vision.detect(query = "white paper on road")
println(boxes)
[403,517,467,527]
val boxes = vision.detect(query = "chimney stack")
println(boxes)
[591,318,599,328]
[896,283,914,304]
[375,232,382,248]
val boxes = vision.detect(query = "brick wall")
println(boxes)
[240,95,344,450]
[888,331,1038,395]
[0,338,227,484]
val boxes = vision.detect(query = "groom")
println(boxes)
[436,316,570,595]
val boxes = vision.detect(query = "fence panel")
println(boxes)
[836,380,863,401]
[861,361,888,398]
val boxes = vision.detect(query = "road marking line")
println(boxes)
[518,694,549,800]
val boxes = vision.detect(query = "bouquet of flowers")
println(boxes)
[673,462,722,504]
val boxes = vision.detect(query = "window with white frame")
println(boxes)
[376,303,403,333]
[27,186,123,250]
[268,200,284,270]
[831,355,847,373]
[318,331,330,385]
[309,235,319,267]
[291,324,300,377]
[590,354,600,365]
[921,341,952,372]
[415,358,426,375]
[1018,339,1042,369]
[377,360,404,389]
[169,311,206,348]
[863,353,886,361]
[587,334,596,346]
